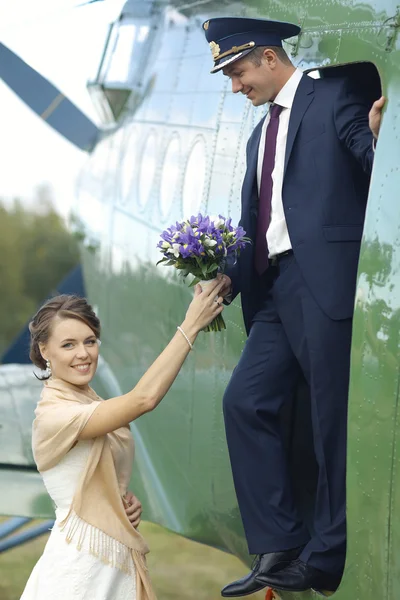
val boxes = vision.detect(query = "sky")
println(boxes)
[0,0,125,218]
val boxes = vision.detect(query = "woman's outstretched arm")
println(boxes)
[79,279,225,439]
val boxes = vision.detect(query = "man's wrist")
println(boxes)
[223,288,233,304]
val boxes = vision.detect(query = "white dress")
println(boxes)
[21,440,137,600]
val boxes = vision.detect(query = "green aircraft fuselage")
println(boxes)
[1,1,400,599]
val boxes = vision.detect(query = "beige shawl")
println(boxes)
[33,378,156,599]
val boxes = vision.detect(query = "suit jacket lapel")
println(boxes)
[242,116,265,211]
[245,120,263,186]
[284,75,315,177]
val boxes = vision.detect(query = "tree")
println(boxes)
[0,202,34,354]
[0,186,81,358]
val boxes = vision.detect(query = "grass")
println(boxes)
[0,520,266,599]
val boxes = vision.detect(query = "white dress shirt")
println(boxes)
[257,68,303,257]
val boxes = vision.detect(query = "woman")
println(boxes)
[21,280,225,600]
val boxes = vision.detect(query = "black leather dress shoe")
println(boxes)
[255,559,342,593]
[221,546,305,597]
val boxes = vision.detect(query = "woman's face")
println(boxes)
[40,317,100,390]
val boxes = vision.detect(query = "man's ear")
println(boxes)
[264,48,278,69]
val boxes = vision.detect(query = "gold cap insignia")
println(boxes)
[209,41,220,60]
[203,21,209,30]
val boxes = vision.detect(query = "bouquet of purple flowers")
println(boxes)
[156,213,250,332]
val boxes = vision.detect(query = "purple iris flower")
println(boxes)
[225,217,234,232]
[180,245,193,258]
[160,230,173,243]
[157,213,250,285]
[197,217,211,234]
[235,226,245,239]
[193,243,205,256]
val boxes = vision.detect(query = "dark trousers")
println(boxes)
[223,254,352,574]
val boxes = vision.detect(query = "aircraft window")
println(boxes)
[160,135,181,220]
[88,11,155,124]
[106,25,137,83]
[138,25,150,43]
[182,138,206,217]
[138,130,157,209]
[100,24,150,85]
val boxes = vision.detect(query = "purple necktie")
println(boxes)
[255,103,283,275]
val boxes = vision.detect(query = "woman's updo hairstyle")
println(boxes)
[29,295,101,374]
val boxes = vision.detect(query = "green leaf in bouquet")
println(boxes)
[193,256,208,278]
[206,263,219,274]
[156,257,171,266]
[188,277,201,287]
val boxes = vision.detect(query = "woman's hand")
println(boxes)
[123,491,142,529]
[182,279,225,335]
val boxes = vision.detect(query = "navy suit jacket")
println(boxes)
[227,74,374,334]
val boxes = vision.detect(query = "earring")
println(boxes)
[45,360,52,377]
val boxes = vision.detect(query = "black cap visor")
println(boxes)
[211,48,255,73]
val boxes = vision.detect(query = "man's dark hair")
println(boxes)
[248,46,292,67]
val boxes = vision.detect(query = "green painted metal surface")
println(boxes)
[75,1,400,597]
[1,0,400,598]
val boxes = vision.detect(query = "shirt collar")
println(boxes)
[273,68,303,110]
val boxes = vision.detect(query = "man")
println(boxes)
[202,17,385,597]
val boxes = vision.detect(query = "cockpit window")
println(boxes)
[101,23,150,84]
[87,2,160,124]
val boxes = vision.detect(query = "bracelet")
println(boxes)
[177,326,193,351]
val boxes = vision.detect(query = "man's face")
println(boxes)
[223,54,278,106]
